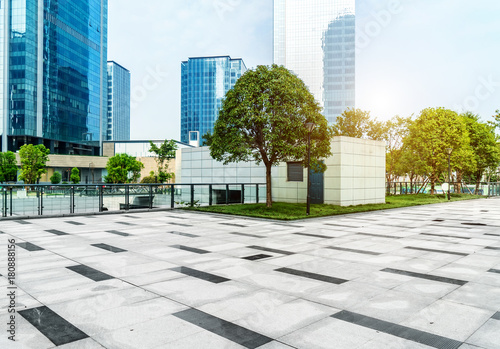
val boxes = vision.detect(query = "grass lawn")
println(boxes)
[184,193,483,220]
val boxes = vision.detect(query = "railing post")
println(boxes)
[190,184,195,207]
[209,185,213,206]
[149,185,153,209]
[170,184,175,208]
[9,187,12,216]
[241,184,245,204]
[226,184,229,205]
[70,186,75,213]
[124,185,130,210]
[99,186,104,212]
[256,184,259,204]
[2,189,6,217]
[39,187,44,216]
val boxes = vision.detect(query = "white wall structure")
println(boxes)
[176,136,385,207]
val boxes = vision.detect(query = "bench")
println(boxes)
[119,195,155,210]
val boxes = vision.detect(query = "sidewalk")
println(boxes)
[0,198,499,348]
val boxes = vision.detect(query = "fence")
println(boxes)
[386,182,500,196]
[0,183,266,219]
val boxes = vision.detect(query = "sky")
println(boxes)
[108,0,500,141]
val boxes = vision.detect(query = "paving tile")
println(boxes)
[466,319,500,349]
[443,283,500,311]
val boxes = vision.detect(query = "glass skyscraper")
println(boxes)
[107,61,130,141]
[0,0,108,155]
[274,0,355,124]
[180,56,246,145]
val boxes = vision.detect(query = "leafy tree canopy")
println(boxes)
[403,108,475,193]
[206,64,333,207]
[104,154,144,183]
[70,167,80,184]
[332,108,385,140]
[0,151,18,182]
[149,140,177,183]
[50,172,62,185]
[19,144,50,184]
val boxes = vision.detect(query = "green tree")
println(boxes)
[19,144,50,184]
[50,172,62,184]
[383,116,412,182]
[461,112,500,191]
[332,108,386,140]
[104,153,144,183]
[70,167,80,184]
[149,140,177,183]
[140,171,157,184]
[403,108,475,194]
[206,64,333,207]
[0,151,18,182]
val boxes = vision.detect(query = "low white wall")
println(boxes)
[176,136,386,207]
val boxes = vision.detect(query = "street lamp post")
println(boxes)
[446,148,452,201]
[306,122,316,216]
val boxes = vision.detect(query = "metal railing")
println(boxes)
[386,182,500,196]
[0,183,266,218]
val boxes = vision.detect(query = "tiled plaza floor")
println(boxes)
[1,198,500,349]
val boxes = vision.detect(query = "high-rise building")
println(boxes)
[107,61,130,141]
[0,0,108,155]
[274,0,355,124]
[180,56,247,145]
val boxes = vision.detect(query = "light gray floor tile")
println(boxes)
[466,319,500,349]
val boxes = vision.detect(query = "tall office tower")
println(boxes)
[107,61,130,141]
[180,56,246,145]
[0,0,108,155]
[274,0,355,124]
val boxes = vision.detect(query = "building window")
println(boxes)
[287,162,303,182]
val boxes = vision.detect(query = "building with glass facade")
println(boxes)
[274,0,355,124]
[107,61,130,141]
[0,0,108,155]
[180,56,246,145]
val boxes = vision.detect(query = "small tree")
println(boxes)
[332,108,386,140]
[149,140,177,182]
[19,144,50,184]
[70,167,80,184]
[140,171,157,184]
[50,172,62,184]
[105,153,144,183]
[206,64,333,207]
[0,151,18,182]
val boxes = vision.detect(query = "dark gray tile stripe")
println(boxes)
[65,221,85,226]
[248,245,294,256]
[461,222,487,226]
[485,246,500,251]
[168,231,199,238]
[274,223,303,228]
[231,232,265,238]
[357,232,403,239]
[405,246,468,256]
[488,269,500,274]
[91,243,127,253]
[168,215,187,220]
[220,222,248,228]
[45,229,69,236]
[243,254,273,261]
[485,233,500,237]
[170,245,210,254]
[116,221,135,226]
[174,308,272,348]
[67,265,114,282]
[123,215,139,218]
[331,311,462,349]
[381,268,467,286]
[421,233,471,240]
[327,246,381,256]
[106,230,130,236]
[294,232,334,239]
[16,242,44,252]
[429,224,472,230]
[276,267,348,285]
[492,312,500,320]
[324,223,361,228]
[168,222,193,227]
[15,220,32,224]
[19,306,88,346]
[170,266,229,284]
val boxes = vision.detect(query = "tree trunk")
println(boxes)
[430,178,435,195]
[266,163,272,208]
